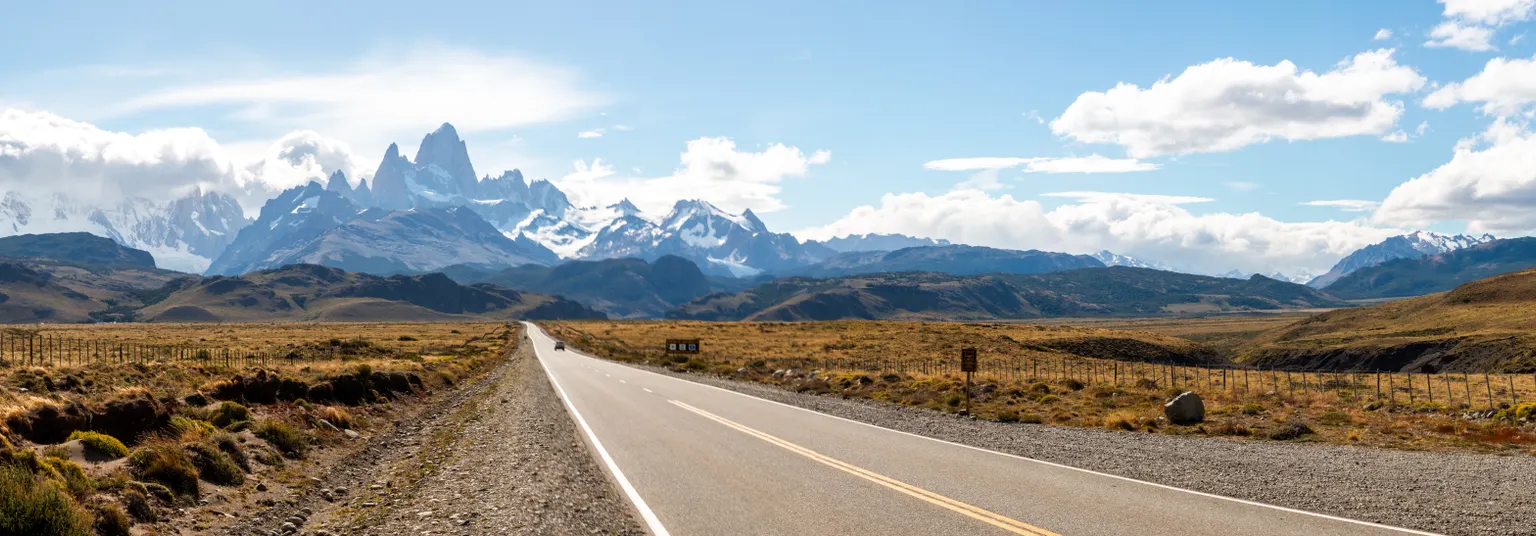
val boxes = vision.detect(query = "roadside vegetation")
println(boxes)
[0,322,515,536]
[545,320,1536,454]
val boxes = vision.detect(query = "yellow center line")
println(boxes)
[669,400,1062,536]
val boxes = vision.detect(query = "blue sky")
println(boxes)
[5,0,1536,275]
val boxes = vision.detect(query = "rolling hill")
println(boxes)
[1322,237,1536,299]
[137,264,605,323]
[0,235,186,323]
[1238,267,1536,373]
[446,255,711,319]
[0,232,158,269]
[668,266,1347,322]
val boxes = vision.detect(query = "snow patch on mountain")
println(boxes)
[1307,231,1497,288]
[0,189,250,273]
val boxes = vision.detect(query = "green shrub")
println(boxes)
[1028,382,1051,394]
[41,457,93,498]
[207,402,251,428]
[210,433,250,473]
[1267,419,1316,441]
[67,431,129,459]
[249,445,284,468]
[122,488,155,522]
[127,444,199,498]
[183,443,243,486]
[397,335,418,341]
[168,417,216,439]
[354,364,373,377]
[1036,394,1060,404]
[1239,403,1265,416]
[1317,410,1352,426]
[90,503,131,536]
[0,464,94,536]
[995,410,1020,423]
[1062,379,1085,391]
[1017,413,1044,424]
[253,421,308,459]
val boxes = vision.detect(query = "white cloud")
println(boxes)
[0,107,357,215]
[1382,130,1410,142]
[796,189,1399,275]
[1514,33,1528,44]
[577,129,605,139]
[1375,28,1394,40]
[1426,21,1499,51]
[555,137,830,214]
[1425,0,1534,51]
[612,124,633,131]
[1440,0,1535,26]
[110,45,607,155]
[1376,117,1536,234]
[923,155,1158,173]
[1022,110,1046,125]
[1417,121,1432,135]
[0,108,232,204]
[1302,199,1380,212]
[1050,49,1425,157]
[1424,53,1536,114]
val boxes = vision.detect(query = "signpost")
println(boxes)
[960,347,978,415]
[666,339,701,355]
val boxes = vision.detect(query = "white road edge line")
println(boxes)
[527,324,1442,536]
[529,328,671,536]
[643,388,654,393]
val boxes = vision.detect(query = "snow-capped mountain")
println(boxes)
[1216,269,1316,285]
[1090,250,1173,271]
[326,123,824,277]
[206,181,557,276]
[0,190,249,273]
[1307,231,1497,289]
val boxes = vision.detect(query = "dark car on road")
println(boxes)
[554,341,565,350]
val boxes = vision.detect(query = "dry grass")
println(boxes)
[546,320,1536,454]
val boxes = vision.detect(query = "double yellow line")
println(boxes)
[669,400,1061,536]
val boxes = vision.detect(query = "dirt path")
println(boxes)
[277,331,644,536]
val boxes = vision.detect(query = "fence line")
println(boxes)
[0,330,351,369]
[555,327,1536,413]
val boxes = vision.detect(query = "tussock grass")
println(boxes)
[184,443,243,486]
[0,464,94,536]
[253,420,308,459]
[90,503,131,536]
[66,431,128,459]
[127,443,199,498]
[208,402,251,428]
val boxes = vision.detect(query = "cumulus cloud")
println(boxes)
[1375,117,1536,234]
[111,46,607,154]
[797,189,1400,275]
[1302,199,1380,212]
[0,108,358,214]
[1049,49,1425,157]
[556,137,831,214]
[1375,28,1394,40]
[1425,0,1534,51]
[923,155,1158,173]
[1424,53,1536,114]
[1427,21,1499,51]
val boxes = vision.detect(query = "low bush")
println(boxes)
[184,443,243,486]
[249,445,284,468]
[122,488,155,522]
[398,335,418,341]
[1062,379,1085,391]
[210,433,250,473]
[127,444,199,498]
[1036,394,1060,404]
[995,410,1020,423]
[1239,403,1265,416]
[1103,411,1137,431]
[0,464,94,536]
[183,392,209,407]
[1028,382,1051,394]
[254,420,308,459]
[1017,413,1045,424]
[1267,419,1316,441]
[67,431,129,459]
[90,503,131,536]
[322,407,353,430]
[42,456,93,498]
[208,402,251,428]
[168,417,216,439]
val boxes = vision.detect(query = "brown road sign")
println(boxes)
[961,347,978,372]
[666,339,701,354]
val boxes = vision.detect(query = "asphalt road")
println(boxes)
[525,323,1442,536]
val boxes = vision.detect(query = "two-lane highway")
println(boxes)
[525,323,1440,536]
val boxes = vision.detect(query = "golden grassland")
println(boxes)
[544,320,1536,454]
[0,322,516,536]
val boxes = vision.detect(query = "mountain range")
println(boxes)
[669,267,1345,322]
[0,189,249,273]
[1321,237,1536,300]
[445,255,712,319]
[783,245,1104,278]
[1307,231,1495,289]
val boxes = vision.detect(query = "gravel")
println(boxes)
[321,334,645,536]
[658,368,1536,536]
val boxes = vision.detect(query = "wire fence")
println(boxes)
[0,330,353,369]
[555,326,1536,413]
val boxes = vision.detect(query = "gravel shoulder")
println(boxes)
[648,367,1536,536]
[230,331,645,536]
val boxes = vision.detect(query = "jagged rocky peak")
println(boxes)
[415,122,478,195]
[528,179,571,216]
[326,170,349,192]
[609,198,642,216]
